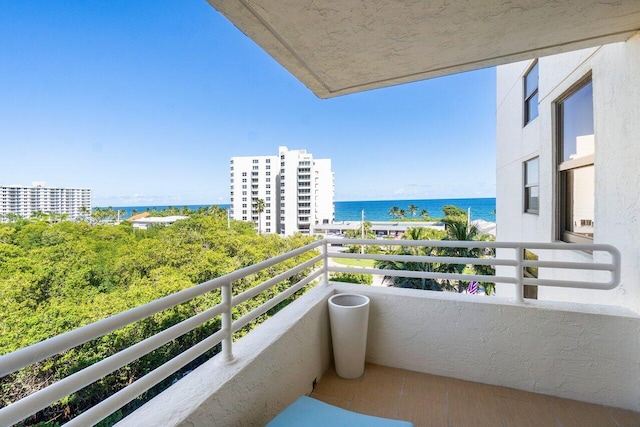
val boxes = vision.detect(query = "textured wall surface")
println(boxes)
[117,285,333,426]
[333,283,640,411]
[206,1,640,97]
[496,34,640,313]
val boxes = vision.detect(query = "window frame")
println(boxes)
[555,75,594,244]
[523,156,539,214]
[523,60,539,126]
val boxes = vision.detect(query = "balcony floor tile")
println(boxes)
[310,363,639,427]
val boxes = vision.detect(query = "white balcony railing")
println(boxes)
[0,238,621,426]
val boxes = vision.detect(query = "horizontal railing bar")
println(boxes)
[327,238,619,253]
[0,239,322,377]
[327,266,515,284]
[522,260,615,271]
[0,303,227,426]
[331,238,496,248]
[332,252,516,266]
[232,254,323,306]
[232,269,323,333]
[523,277,618,290]
[65,328,227,427]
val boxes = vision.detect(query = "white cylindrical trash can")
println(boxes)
[328,293,370,379]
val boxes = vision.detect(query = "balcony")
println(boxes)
[0,239,638,426]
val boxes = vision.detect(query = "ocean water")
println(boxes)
[104,198,496,223]
[334,198,496,222]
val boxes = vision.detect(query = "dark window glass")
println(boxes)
[560,82,594,163]
[524,61,539,125]
[524,157,539,213]
[557,79,594,242]
[523,250,538,299]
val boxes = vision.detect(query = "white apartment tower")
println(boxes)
[0,182,92,222]
[495,35,640,312]
[230,146,334,236]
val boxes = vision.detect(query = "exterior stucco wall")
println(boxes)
[495,34,640,312]
[118,284,334,427]
[333,283,640,411]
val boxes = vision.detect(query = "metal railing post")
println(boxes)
[322,239,329,285]
[221,282,234,363]
[514,245,524,303]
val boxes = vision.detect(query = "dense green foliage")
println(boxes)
[329,272,373,285]
[0,207,316,425]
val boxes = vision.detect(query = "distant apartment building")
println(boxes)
[230,146,334,235]
[0,181,91,222]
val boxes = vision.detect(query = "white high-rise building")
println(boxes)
[230,146,334,235]
[495,37,640,312]
[0,182,92,222]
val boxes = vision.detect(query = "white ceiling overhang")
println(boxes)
[206,0,640,98]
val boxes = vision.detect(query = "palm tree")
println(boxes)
[375,227,442,290]
[397,209,406,219]
[408,204,418,218]
[439,218,495,293]
[254,198,265,234]
[420,209,430,220]
[388,206,400,219]
[30,210,45,221]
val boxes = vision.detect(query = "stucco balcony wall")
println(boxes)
[333,282,640,412]
[120,282,640,426]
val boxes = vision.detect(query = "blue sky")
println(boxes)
[0,1,496,206]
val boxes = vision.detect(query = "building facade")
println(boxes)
[495,34,640,312]
[230,146,334,235]
[0,182,92,222]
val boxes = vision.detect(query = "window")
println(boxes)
[524,61,539,125]
[253,159,258,164]
[557,79,594,243]
[524,157,539,214]
[523,250,538,300]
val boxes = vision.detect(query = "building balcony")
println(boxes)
[0,239,638,426]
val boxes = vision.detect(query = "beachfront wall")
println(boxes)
[495,33,640,313]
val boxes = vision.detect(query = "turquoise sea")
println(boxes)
[104,197,496,223]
